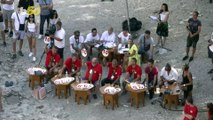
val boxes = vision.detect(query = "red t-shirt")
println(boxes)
[127,64,142,79]
[184,104,198,120]
[145,66,158,81]
[45,50,60,69]
[64,58,82,73]
[107,62,122,80]
[85,62,102,82]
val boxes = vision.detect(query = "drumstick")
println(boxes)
[125,80,130,84]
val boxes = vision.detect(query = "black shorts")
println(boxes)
[57,47,64,59]
[186,34,199,48]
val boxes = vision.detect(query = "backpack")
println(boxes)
[122,17,142,32]
[32,87,46,100]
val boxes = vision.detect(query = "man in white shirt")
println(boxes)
[84,28,100,60]
[118,28,131,45]
[11,6,28,59]
[1,0,14,37]
[159,63,178,87]
[50,21,65,65]
[100,27,116,49]
[69,30,84,57]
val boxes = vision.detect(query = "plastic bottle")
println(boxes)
[65,71,68,77]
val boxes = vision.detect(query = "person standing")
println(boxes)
[0,7,6,47]
[183,11,202,62]
[26,14,38,62]
[50,21,65,65]
[11,6,28,59]
[181,64,193,104]
[156,3,169,47]
[84,58,102,99]
[101,59,122,86]
[145,59,158,99]
[38,0,53,39]
[1,0,14,37]
[182,97,198,120]
[18,0,34,11]
[138,30,155,60]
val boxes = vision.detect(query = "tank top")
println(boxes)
[182,72,193,91]
[160,12,169,21]
[27,22,36,32]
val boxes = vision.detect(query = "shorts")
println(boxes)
[26,31,36,38]
[3,9,14,21]
[13,31,25,40]
[0,22,5,31]
[57,47,64,59]
[187,34,199,48]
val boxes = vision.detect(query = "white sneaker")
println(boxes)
[33,57,37,62]
[28,52,33,57]
[38,34,43,39]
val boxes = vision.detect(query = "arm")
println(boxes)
[51,35,62,41]
[70,67,80,76]
[59,65,66,75]
[129,50,136,56]
[192,26,201,37]
[134,74,141,82]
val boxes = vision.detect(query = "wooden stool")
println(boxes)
[75,90,90,105]
[163,94,179,109]
[103,93,119,110]
[55,84,71,99]
[29,75,44,90]
[130,91,145,108]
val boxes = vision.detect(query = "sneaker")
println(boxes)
[38,34,43,39]
[33,57,37,62]
[28,52,33,57]
[189,56,193,62]
[182,56,189,61]
[3,41,6,47]
[9,31,13,37]
[5,81,10,87]
[11,54,17,59]
[208,69,213,74]
[18,51,24,56]
[4,29,9,33]
[92,94,97,99]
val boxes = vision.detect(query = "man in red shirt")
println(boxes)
[59,53,81,77]
[122,58,142,93]
[45,46,61,74]
[84,57,102,99]
[101,59,122,86]
[183,97,198,120]
[145,59,158,99]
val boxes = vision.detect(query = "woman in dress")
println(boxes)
[127,37,140,65]
[156,3,169,47]
[26,14,38,62]
[181,64,193,103]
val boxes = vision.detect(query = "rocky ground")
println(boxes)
[0,0,213,120]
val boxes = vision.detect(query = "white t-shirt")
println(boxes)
[69,35,84,53]
[54,28,65,48]
[118,32,131,44]
[100,31,116,48]
[2,2,14,11]
[160,67,178,81]
[11,11,28,31]
[85,33,100,43]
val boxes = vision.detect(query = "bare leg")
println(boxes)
[191,48,196,57]
[28,36,33,53]
[162,37,166,47]
[19,40,23,51]
[1,31,5,43]
[185,47,190,56]
[32,37,36,57]
[9,20,13,32]
[157,36,161,47]
[4,19,8,30]
[13,39,17,53]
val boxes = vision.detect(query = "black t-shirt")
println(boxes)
[188,18,202,34]
[18,0,34,10]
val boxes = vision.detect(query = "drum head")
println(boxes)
[102,49,109,57]
[81,48,87,57]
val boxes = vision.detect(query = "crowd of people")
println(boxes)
[0,0,213,119]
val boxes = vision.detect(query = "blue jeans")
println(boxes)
[40,15,50,35]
